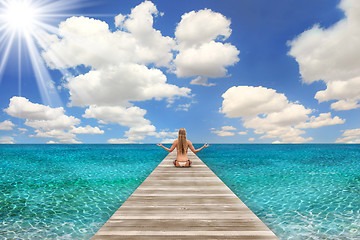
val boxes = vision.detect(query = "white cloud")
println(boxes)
[288,0,360,110]
[221,86,345,143]
[174,8,239,85]
[124,124,156,141]
[295,113,345,129]
[175,8,231,48]
[30,129,80,143]
[220,86,289,117]
[221,126,236,131]
[160,138,176,144]
[174,41,239,78]
[211,125,237,136]
[330,99,360,111]
[176,103,191,111]
[83,105,152,129]
[5,97,100,143]
[238,131,247,135]
[42,3,175,69]
[0,120,15,130]
[37,1,241,143]
[212,130,235,137]
[0,136,15,144]
[152,131,178,139]
[107,138,134,144]
[5,96,67,120]
[83,105,176,142]
[70,125,104,134]
[336,128,360,143]
[18,128,28,133]
[66,63,190,107]
[190,76,215,87]
[114,1,175,67]
[248,138,255,142]
[38,2,197,144]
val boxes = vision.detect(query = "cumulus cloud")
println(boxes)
[220,86,289,117]
[174,8,239,86]
[36,1,241,142]
[70,125,104,134]
[42,2,175,69]
[107,138,134,144]
[211,125,237,136]
[114,0,175,67]
[175,8,231,48]
[222,126,236,131]
[213,131,235,137]
[40,1,190,111]
[83,105,152,129]
[5,96,68,121]
[18,128,28,133]
[0,136,15,144]
[83,105,176,142]
[152,130,178,139]
[220,86,345,143]
[66,63,190,107]
[330,99,360,111]
[0,120,15,130]
[336,128,360,143]
[176,103,191,111]
[238,131,247,135]
[288,0,360,110]
[190,76,216,87]
[174,41,239,78]
[4,97,102,143]
[160,138,177,144]
[31,129,80,143]
[295,113,345,129]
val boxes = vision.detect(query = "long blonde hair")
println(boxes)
[177,128,187,154]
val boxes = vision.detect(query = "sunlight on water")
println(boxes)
[1,144,360,239]
[0,144,165,239]
[198,144,360,240]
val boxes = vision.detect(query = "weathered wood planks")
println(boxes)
[92,151,278,240]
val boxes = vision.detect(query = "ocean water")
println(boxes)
[198,144,360,240]
[0,144,165,239]
[1,144,359,239]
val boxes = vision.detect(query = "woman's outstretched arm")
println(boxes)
[187,141,209,154]
[157,140,177,152]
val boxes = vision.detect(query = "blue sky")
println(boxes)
[0,0,360,144]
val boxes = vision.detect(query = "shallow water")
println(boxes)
[0,144,164,239]
[1,144,359,239]
[198,144,360,240]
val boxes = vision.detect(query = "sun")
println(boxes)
[2,0,39,32]
[0,0,85,107]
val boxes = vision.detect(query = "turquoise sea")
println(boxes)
[1,144,359,239]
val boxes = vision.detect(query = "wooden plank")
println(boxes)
[92,151,278,239]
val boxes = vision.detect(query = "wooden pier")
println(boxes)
[92,151,278,239]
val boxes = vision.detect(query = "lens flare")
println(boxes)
[0,0,86,107]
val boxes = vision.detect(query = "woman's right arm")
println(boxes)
[157,140,177,152]
[188,141,209,154]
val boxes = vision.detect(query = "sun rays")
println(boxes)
[0,0,86,107]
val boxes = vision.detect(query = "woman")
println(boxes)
[157,128,209,167]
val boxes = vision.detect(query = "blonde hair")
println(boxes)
[177,128,187,154]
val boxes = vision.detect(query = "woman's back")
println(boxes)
[157,128,209,167]
[175,139,189,161]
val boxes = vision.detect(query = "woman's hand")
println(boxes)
[203,143,209,148]
[157,143,163,147]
